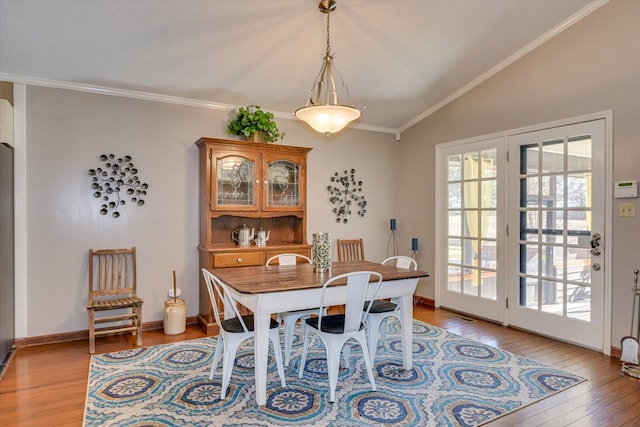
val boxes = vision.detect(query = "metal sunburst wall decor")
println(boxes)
[327,168,367,223]
[88,154,149,218]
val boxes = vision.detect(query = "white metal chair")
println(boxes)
[201,268,286,399]
[298,271,383,402]
[365,256,418,362]
[266,253,326,367]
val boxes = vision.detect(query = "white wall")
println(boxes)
[399,1,640,346]
[21,86,398,337]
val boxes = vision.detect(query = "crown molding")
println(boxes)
[0,72,238,112]
[0,73,398,136]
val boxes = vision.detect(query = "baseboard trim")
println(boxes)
[16,310,620,360]
[611,346,621,359]
[13,316,199,349]
[413,295,435,307]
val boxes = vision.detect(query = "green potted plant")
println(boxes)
[227,105,285,143]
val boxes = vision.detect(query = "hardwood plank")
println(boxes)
[0,306,637,426]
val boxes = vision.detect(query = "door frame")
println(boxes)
[435,110,612,354]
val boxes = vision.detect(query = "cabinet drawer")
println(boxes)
[212,252,263,268]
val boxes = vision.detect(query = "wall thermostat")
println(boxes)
[615,181,638,198]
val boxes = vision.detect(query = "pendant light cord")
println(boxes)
[325,11,331,57]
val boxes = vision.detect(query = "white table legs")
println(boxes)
[397,294,414,370]
[250,278,418,405]
[253,312,271,406]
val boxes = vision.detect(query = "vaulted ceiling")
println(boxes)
[0,0,605,133]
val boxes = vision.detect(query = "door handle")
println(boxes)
[590,233,601,256]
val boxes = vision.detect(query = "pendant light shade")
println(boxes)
[294,104,361,135]
[295,0,361,136]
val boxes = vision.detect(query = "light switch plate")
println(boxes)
[619,202,636,217]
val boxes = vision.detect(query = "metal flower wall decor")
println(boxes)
[327,168,367,223]
[88,154,149,218]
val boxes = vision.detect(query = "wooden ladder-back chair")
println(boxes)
[336,238,365,261]
[87,247,143,354]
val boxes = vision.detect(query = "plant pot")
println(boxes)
[247,131,264,143]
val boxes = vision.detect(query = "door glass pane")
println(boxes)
[567,173,589,208]
[522,244,538,274]
[447,266,462,292]
[463,268,478,296]
[481,149,497,178]
[541,210,563,244]
[524,177,539,207]
[520,276,538,309]
[463,153,479,179]
[448,211,462,237]
[448,154,462,181]
[524,210,539,233]
[448,239,461,265]
[540,245,562,279]
[541,280,563,315]
[541,139,564,173]
[464,213,479,237]
[448,183,461,208]
[267,160,300,207]
[464,182,478,208]
[481,180,496,208]
[480,270,497,299]
[482,211,497,238]
[216,156,254,206]
[541,175,564,208]
[463,239,478,264]
[567,284,591,321]
[480,240,497,268]
[521,144,539,174]
[567,136,591,171]
[568,210,589,233]
[569,248,591,284]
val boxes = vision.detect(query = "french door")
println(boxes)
[437,137,507,323]
[507,120,605,350]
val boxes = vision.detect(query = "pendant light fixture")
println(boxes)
[294,0,361,136]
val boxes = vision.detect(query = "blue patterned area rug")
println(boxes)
[83,320,584,426]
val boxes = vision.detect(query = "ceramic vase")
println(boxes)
[312,232,332,272]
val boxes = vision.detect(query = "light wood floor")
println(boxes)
[1,305,639,426]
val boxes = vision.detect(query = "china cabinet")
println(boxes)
[196,137,312,333]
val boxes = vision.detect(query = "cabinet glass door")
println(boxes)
[215,154,256,209]
[266,160,300,208]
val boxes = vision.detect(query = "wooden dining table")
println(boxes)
[210,260,430,406]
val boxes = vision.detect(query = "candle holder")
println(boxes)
[387,218,398,258]
[411,238,419,266]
